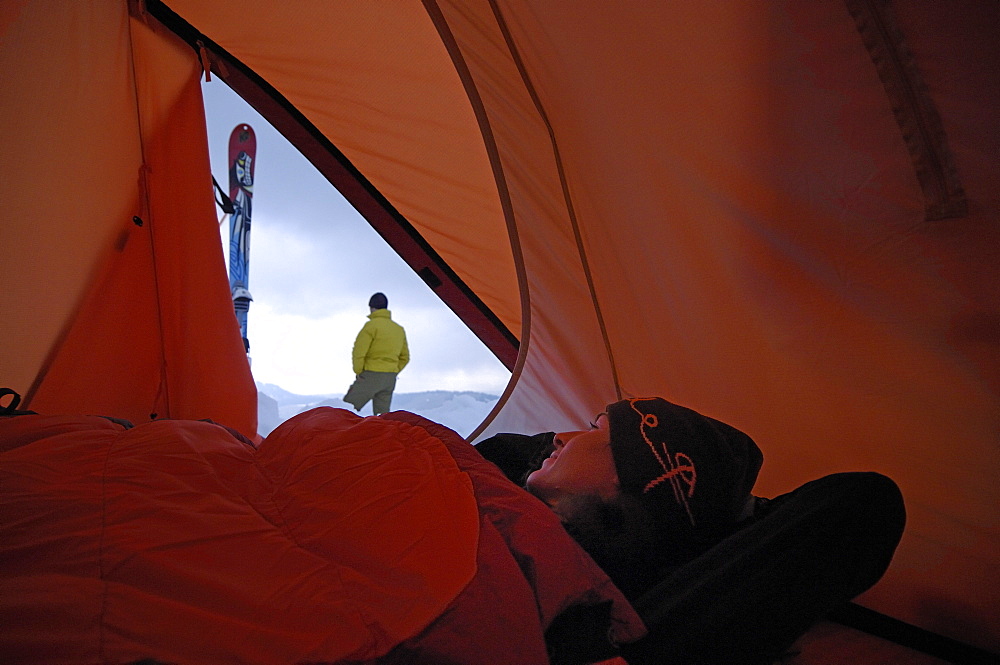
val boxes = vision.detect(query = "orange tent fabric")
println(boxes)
[1,2,256,434]
[2,0,998,655]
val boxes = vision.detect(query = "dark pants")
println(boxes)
[343,370,397,415]
[619,472,906,665]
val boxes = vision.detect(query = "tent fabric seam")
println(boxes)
[486,0,624,401]
[126,5,171,420]
[844,0,968,221]
[422,0,533,440]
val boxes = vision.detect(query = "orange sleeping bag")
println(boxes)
[1,407,643,664]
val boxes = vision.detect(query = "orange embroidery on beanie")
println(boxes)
[629,398,697,525]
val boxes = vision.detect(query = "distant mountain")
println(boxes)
[392,390,499,412]
[255,382,499,439]
[255,382,341,407]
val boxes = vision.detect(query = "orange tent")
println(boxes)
[3,0,997,657]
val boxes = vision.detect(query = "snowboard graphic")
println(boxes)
[227,124,256,352]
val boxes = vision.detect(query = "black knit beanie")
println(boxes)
[606,397,764,546]
[368,292,388,309]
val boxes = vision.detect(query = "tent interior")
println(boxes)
[2,0,997,662]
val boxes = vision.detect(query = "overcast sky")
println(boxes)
[201,80,511,398]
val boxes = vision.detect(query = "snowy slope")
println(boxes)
[256,383,499,439]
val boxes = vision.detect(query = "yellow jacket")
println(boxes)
[352,309,410,374]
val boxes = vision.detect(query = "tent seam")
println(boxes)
[486,0,623,401]
[422,0,532,440]
[127,1,172,419]
[844,0,967,221]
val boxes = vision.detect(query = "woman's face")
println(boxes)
[526,413,619,506]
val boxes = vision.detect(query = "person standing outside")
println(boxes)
[343,292,409,415]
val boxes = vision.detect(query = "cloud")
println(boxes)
[248,301,510,396]
[246,305,354,395]
[246,211,433,316]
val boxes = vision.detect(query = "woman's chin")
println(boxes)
[524,470,548,496]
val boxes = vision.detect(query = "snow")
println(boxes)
[256,383,499,439]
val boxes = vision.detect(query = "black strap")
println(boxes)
[0,388,36,416]
[213,176,235,214]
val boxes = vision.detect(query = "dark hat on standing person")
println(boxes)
[606,397,763,545]
[369,292,388,309]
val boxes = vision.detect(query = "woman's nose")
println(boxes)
[552,430,582,448]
